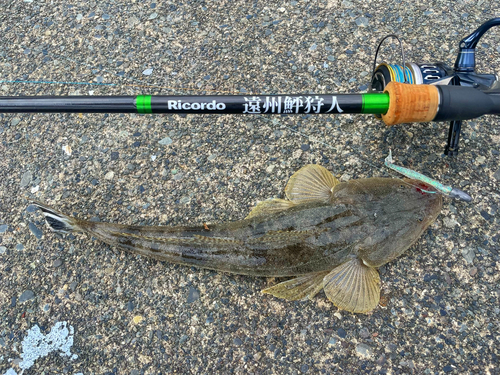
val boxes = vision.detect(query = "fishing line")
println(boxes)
[2,51,385,159]
[0,51,453,197]
[0,49,245,95]
[0,78,243,95]
[261,116,436,195]
[0,79,116,87]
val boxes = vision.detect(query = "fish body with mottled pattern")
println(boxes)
[32,165,441,313]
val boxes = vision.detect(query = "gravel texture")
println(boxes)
[1,1,499,374]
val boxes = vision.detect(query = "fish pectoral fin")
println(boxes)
[323,258,380,314]
[246,198,295,219]
[261,271,329,301]
[285,164,339,204]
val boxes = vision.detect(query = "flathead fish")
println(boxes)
[32,164,442,313]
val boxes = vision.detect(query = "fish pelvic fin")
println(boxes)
[323,258,380,314]
[246,198,295,219]
[30,200,83,233]
[261,271,329,301]
[285,164,339,204]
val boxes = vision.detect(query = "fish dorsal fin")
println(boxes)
[246,198,295,219]
[323,258,380,314]
[261,271,330,301]
[285,164,339,204]
[247,228,325,245]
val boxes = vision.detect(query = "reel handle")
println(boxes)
[372,18,500,155]
[455,17,500,73]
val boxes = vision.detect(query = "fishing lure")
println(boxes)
[385,150,472,202]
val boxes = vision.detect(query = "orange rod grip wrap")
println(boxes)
[381,82,440,126]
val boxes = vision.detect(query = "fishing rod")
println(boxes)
[1,18,500,156]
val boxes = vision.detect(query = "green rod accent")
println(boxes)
[361,92,390,114]
[136,95,152,113]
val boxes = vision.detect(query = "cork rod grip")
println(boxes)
[381,82,440,126]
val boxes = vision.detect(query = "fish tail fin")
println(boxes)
[30,200,83,233]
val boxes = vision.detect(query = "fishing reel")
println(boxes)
[370,18,500,156]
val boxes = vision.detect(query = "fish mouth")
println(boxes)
[403,178,438,194]
[404,178,443,223]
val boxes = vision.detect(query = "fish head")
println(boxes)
[332,177,442,267]
[400,178,443,226]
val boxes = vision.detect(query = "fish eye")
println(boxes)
[418,218,423,222]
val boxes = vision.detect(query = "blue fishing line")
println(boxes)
[0,79,117,86]
[404,66,413,84]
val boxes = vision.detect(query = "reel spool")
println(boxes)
[370,62,453,92]
[370,56,462,156]
[369,34,455,93]
[368,19,500,156]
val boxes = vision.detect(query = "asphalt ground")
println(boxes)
[0,1,499,374]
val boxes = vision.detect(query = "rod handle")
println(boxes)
[381,82,439,126]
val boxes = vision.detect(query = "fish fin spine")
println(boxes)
[247,228,326,244]
[193,235,243,245]
[30,201,83,233]
[118,232,243,246]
